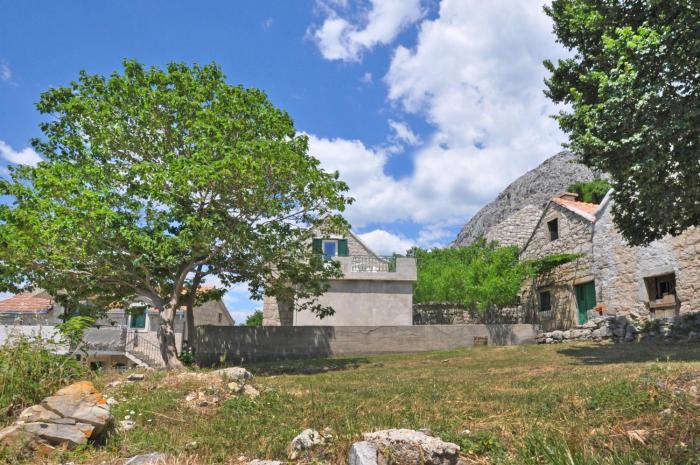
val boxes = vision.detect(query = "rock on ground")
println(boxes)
[287,428,324,459]
[247,460,284,465]
[0,381,113,452]
[359,429,461,465]
[349,441,379,465]
[124,452,168,465]
[214,367,253,382]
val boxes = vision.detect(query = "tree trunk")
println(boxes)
[184,268,203,348]
[158,303,183,370]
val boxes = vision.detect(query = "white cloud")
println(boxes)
[358,229,414,255]
[360,71,373,84]
[309,0,568,237]
[310,0,423,62]
[0,62,11,82]
[388,120,420,146]
[0,140,43,166]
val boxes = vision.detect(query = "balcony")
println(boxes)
[333,255,417,282]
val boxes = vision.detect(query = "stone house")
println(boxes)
[592,194,700,320]
[263,230,417,326]
[520,193,599,331]
[520,190,700,330]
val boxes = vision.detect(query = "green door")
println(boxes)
[129,310,146,329]
[575,281,596,325]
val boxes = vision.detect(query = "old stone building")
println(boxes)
[484,204,543,249]
[263,230,417,326]
[520,193,599,330]
[520,190,699,330]
[592,195,700,319]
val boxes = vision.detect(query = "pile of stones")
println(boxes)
[537,312,700,344]
[0,381,113,453]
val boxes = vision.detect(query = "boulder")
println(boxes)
[349,441,379,465]
[124,453,168,465]
[550,330,564,341]
[581,320,598,329]
[22,421,94,448]
[287,428,324,459]
[361,429,461,465]
[214,367,253,382]
[569,329,590,339]
[41,381,112,436]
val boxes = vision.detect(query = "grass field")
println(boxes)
[15,342,700,465]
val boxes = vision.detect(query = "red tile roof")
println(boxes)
[551,194,600,220]
[0,293,54,313]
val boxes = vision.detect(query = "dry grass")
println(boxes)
[10,342,700,465]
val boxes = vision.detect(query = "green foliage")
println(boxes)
[411,240,526,311]
[524,253,583,275]
[0,334,88,426]
[55,315,96,348]
[544,1,700,245]
[244,310,264,327]
[178,346,196,366]
[0,59,351,367]
[567,179,611,204]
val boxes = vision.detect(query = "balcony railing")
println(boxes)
[351,255,397,272]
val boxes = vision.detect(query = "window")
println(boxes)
[645,273,677,301]
[129,309,146,329]
[322,239,337,261]
[218,313,223,323]
[547,218,559,241]
[539,291,551,312]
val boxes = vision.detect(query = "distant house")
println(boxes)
[520,191,700,330]
[0,286,234,368]
[263,230,417,326]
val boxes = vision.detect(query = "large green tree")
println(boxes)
[0,60,350,368]
[544,0,700,245]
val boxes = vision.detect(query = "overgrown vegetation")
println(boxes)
[244,310,264,327]
[567,179,611,204]
[45,343,700,465]
[412,241,582,311]
[0,334,88,427]
[411,240,525,310]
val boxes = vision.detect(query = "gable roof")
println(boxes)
[0,292,54,314]
[551,194,600,222]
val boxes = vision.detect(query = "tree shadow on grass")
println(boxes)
[247,356,372,376]
[557,342,700,365]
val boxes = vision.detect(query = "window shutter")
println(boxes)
[312,238,322,255]
[338,239,349,256]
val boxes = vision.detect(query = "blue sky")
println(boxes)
[0,0,568,323]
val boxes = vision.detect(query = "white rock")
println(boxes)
[243,384,260,399]
[214,367,253,382]
[287,428,324,459]
[349,441,378,465]
[127,373,145,382]
[247,461,284,465]
[125,453,168,465]
[362,429,461,465]
[119,420,136,432]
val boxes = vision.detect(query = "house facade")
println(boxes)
[519,193,598,331]
[263,230,417,326]
[520,190,700,330]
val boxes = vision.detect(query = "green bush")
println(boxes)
[244,310,263,327]
[0,334,88,426]
[567,179,611,204]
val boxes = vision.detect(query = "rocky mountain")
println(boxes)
[453,151,599,247]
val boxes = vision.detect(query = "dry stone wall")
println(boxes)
[483,204,543,249]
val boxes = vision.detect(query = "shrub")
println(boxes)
[0,333,88,426]
[567,179,611,204]
[244,310,263,327]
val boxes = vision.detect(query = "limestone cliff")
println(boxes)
[453,151,599,247]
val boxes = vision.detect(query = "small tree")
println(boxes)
[0,60,350,368]
[244,310,264,327]
[544,1,700,245]
[567,179,611,204]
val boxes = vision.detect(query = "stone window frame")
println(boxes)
[547,218,559,241]
[538,289,553,320]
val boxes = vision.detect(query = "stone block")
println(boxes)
[349,441,378,465]
[362,429,461,465]
[22,421,94,448]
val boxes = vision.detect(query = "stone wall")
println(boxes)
[520,203,595,330]
[537,312,700,344]
[412,302,523,325]
[484,205,543,249]
[592,199,700,318]
[194,324,538,365]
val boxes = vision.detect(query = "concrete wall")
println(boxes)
[593,198,700,318]
[520,202,595,330]
[194,324,538,365]
[264,256,417,327]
